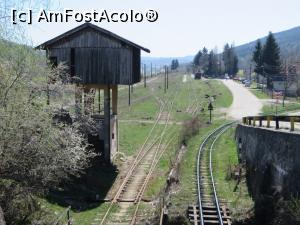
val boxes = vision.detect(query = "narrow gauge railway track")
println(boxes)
[189,122,236,225]
[98,82,180,225]
[185,77,205,117]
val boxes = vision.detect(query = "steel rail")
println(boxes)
[99,75,180,225]
[130,79,181,225]
[99,97,166,225]
[196,122,236,225]
[209,125,232,225]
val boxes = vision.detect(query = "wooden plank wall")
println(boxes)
[47,27,141,85]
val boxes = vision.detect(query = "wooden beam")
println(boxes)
[84,84,111,89]
[104,85,111,163]
[112,85,118,115]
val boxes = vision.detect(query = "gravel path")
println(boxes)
[222,80,263,120]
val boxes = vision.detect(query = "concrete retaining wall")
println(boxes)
[236,124,300,201]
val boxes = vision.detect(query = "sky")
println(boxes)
[19,0,300,57]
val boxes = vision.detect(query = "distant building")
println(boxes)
[272,74,299,96]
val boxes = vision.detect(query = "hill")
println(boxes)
[142,26,300,72]
[141,55,194,72]
[235,26,300,69]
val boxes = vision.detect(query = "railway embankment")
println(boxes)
[236,124,300,224]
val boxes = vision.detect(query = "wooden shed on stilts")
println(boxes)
[36,23,150,163]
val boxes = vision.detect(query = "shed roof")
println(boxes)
[36,23,150,53]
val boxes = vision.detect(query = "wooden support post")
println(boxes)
[112,85,118,115]
[91,89,95,114]
[83,87,90,115]
[275,117,279,129]
[104,85,111,163]
[128,85,131,106]
[112,85,118,153]
[253,117,256,126]
[290,117,295,131]
[259,118,262,127]
[267,116,271,128]
[242,117,246,124]
[67,209,71,225]
[46,83,50,105]
[75,85,82,115]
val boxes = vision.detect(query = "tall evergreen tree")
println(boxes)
[200,47,209,72]
[171,59,179,70]
[232,55,239,75]
[262,32,281,88]
[175,59,179,69]
[206,50,218,76]
[223,43,238,76]
[252,40,263,74]
[223,43,230,74]
[193,50,202,66]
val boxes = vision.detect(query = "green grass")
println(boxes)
[118,94,159,121]
[169,77,233,122]
[169,120,225,215]
[212,127,254,221]
[250,88,270,99]
[262,102,300,115]
[212,80,233,108]
[39,199,113,225]
[143,124,181,199]
[119,122,163,156]
[140,77,233,200]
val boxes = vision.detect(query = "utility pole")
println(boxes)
[166,66,169,89]
[261,66,265,92]
[249,64,252,84]
[144,64,146,88]
[283,60,288,107]
[151,63,152,78]
[208,103,213,124]
[164,65,167,93]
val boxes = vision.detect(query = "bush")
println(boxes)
[180,117,202,145]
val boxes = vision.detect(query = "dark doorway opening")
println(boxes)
[70,48,75,77]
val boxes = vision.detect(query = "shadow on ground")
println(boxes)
[46,158,118,211]
[48,110,119,210]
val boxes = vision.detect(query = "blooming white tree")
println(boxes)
[0,35,96,225]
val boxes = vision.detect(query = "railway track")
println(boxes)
[185,76,205,116]
[97,81,180,225]
[189,122,236,225]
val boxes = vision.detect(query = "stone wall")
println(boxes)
[235,124,300,223]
